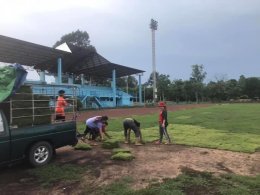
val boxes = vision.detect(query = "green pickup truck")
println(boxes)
[0,64,79,167]
[0,110,78,167]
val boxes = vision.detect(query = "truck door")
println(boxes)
[0,111,10,163]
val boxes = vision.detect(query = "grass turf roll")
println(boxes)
[74,142,92,150]
[112,148,131,155]
[111,152,135,161]
[9,92,51,127]
[102,139,120,149]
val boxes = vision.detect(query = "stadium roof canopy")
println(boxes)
[0,35,144,78]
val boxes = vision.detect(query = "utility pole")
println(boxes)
[150,19,158,103]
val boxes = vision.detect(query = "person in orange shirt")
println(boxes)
[55,90,68,121]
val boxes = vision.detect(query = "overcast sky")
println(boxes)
[1,0,259,82]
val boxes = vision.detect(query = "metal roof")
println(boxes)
[0,35,70,66]
[0,35,145,78]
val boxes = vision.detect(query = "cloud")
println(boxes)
[0,0,260,82]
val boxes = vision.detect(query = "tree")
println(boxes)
[117,77,127,88]
[244,77,260,99]
[157,74,171,101]
[206,81,226,102]
[226,79,242,100]
[183,80,194,102]
[238,75,246,96]
[127,76,138,88]
[53,29,95,51]
[190,64,207,103]
[143,85,153,102]
[117,76,138,95]
[170,79,185,103]
[145,72,159,87]
[145,72,171,101]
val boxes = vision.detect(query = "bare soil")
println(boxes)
[0,104,259,195]
[60,143,260,190]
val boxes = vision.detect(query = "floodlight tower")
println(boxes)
[150,19,158,103]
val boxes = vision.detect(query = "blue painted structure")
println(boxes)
[138,74,142,104]
[112,69,116,107]
[57,58,62,84]
[23,52,141,109]
[25,82,134,108]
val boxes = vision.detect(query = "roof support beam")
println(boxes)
[81,74,85,85]
[112,69,116,107]
[68,74,74,84]
[39,71,46,83]
[57,57,62,84]
[139,74,142,105]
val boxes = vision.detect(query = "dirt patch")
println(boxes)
[48,144,260,192]
[77,143,259,190]
[0,164,40,195]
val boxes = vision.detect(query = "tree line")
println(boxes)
[141,65,260,103]
[117,64,260,103]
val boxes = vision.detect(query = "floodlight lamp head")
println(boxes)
[150,19,158,30]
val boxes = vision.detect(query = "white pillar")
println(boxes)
[57,58,62,84]
[68,74,74,84]
[39,71,45,83]
[112,69,116,107]
[81,74,85,85]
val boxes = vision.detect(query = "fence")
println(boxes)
[0,86,78,128]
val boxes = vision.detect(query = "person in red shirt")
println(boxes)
[55,90,68,121]
[156,101,171,144]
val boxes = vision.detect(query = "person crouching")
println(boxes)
[84,116,108,141]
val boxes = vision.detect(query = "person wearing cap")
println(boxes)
[83,116,109,141]
[123,118,143,145]
[156,101,171,144]
[55,90,68,121]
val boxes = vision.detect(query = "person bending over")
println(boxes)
[123,118,143,146]
[84,115,108,141]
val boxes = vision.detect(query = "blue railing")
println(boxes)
[27,83,133,108]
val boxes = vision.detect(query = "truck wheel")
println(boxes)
[29,141,53,167]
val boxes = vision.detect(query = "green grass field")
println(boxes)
[78,103,260,153]
[29,104,260,194]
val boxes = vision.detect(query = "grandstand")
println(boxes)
[0,35,145,108]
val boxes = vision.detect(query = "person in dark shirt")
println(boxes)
[123,118,143,145]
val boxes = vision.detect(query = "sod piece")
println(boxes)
[112,148,131,155]
[74,143,92,150]
[10,93,51,127]
[102,139,120,149]
[17,85,32,93]
[111,152,134,161]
